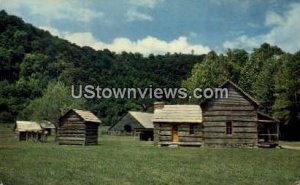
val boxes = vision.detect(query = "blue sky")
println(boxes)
[1,0,300,55]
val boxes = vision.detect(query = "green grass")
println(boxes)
[0,124,300,185]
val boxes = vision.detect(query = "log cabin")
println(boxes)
[152,102,203,146]
[108,111,153,140]
[58,109,101,145]
[153,80,279,147]
[200,80,260,147]
[14,121,43,141]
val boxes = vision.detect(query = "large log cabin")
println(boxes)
[153,80,279,147]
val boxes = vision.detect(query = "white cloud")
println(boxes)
[40,26,210,55]
[0,0,103,23]
[64,32,99,48]
[39,26,61,37]
[265,11,284,26]
[223,3,300,52]
[223,35,260,50]
[126,9,153,22]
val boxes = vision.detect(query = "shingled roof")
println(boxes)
[40,120,56,129]
[152,105,202,123]
[72,109,101,123]
[129,111,153,128]
[257,111,279,123]
[15,121,42,132]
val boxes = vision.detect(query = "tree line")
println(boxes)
[183,45,300,140]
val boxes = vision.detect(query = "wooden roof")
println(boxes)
[15,121,42,132]
[152,105,202,123]
[257,111,279,123]
[60,109,101,123]
[129,111,153,129]
[73,109,101,123]
[40,120,56,129]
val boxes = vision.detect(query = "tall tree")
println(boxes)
[239,43,283,95]
[223,49,248,82]
[272,52,300,139]
[183,51,228,102]
[253,56,281,114]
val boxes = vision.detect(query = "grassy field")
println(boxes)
[0,124,300,185]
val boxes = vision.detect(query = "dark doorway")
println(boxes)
[124,125,132,133]
[140,130,153,141]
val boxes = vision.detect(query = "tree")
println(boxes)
[253,56,280,114]
[272,52,300,140]
[273,53,300,119]
[223,49,248,82]
[20,81,86,123]
[239,43,283,95]
[183,51,228,102]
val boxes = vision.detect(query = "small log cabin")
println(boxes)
[58,109,101,145]
[153,80,279,147]
[153,102,203,146]
[108,111,153,140]
[14,121,43,141]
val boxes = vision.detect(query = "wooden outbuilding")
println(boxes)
[14,121,43,141]
[153,103,203,146]
[58,109,101,145]
[40,120,56,136]
[108,111,153,140]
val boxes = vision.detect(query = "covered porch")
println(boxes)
[257,112,279,147]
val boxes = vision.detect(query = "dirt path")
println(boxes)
[280,145,300,150]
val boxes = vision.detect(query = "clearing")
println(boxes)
[0,124,300,185]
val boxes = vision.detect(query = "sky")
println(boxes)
[0,0,300,55]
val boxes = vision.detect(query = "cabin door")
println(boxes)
[172,125,179,142]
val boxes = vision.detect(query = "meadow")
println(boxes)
[0,124,300,185]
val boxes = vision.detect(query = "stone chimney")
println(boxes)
[154,101,165,110]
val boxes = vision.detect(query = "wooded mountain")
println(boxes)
[0,10,299,140]
[0,10,204,124]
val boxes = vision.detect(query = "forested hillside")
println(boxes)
[0,10,203,124]
[0,10,299,139]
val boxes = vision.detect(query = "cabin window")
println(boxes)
[190,124,195,135]
[226,121,232,135]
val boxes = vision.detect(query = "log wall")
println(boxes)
[153,122,202,146]
[85,122,99,145]
[202,84,258,147]
[153,123,160,146]
[178,124,202,143]
[58,110,99,145]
